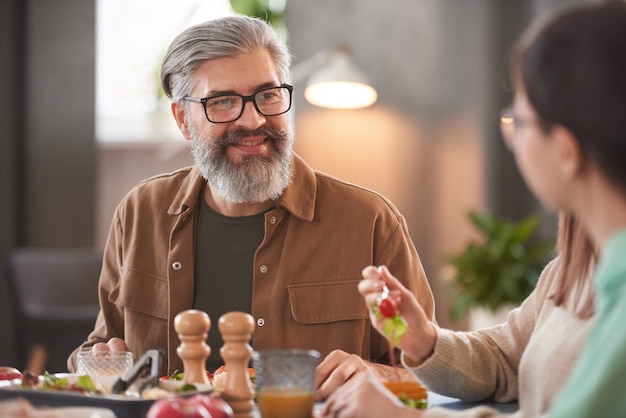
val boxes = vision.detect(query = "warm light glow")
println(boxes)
[304,81,378,109]
[297,46,379,110]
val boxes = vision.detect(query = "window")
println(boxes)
[96,0,235,142]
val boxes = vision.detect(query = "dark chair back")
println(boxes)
[9,247,102,373]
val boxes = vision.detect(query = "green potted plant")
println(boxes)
[444,210,556,322]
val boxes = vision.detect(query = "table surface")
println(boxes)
[307,392,519,417]
[428,391,519,413]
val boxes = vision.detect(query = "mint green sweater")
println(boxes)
[549,229,626,418]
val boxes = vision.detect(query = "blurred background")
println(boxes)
[0,0,591,372]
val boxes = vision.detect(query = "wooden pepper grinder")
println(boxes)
[218,311,255,418]
[174,309,212,385]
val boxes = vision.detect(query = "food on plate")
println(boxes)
[163,366,256,396]
[147,393,233,418]
[382,381,428,410]
[157,370,210,397]
[161,369,213,382]
[0,366,23,381]
[147,374,211,400]
[21,370,40,387]
[20,371,104,395]
[10,370,208,401]
[141,381,202,400]
[211,365,256,395]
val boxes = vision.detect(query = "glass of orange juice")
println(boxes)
[252,349,320,418]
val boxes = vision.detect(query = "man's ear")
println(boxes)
[171,101,191,140]
[552,125,584,179]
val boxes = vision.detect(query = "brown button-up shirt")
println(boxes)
[68,154,434,374]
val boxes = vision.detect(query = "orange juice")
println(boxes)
[257,388,315,418]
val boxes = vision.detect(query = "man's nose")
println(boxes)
[235,100,266,129]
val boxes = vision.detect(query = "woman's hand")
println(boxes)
[359,265,437,365]
[319,371,422,418]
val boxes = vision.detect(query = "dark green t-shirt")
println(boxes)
[193,198,266,372]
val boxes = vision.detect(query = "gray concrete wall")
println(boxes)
[22,0,97,247]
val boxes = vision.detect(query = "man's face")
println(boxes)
[179,48,294,203]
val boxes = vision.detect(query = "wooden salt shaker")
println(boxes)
[174,309,212,385]
[218,311,255,418]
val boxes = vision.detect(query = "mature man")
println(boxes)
[69,15,434,399]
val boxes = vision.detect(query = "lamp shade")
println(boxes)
[304,48,378,109]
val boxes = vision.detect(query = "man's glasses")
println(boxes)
[184,84,293,123]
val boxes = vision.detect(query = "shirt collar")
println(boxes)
[167,154,316,222]
[274,153,316,222]
[168,166,206,216]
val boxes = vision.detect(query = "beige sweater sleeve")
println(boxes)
[404,259,561,415]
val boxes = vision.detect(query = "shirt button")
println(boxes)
[172,261,182,271]
[260,265,268,273]
[270,216,277,224]
[257,318,265,327]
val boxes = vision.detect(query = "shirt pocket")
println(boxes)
[287,280,368,324]
[109,266,169,320]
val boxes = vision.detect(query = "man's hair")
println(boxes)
[160,15,291,102]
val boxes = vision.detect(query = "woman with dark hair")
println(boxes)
[321,1,626,417]
[512,2,626,416]
[322,214,596,418]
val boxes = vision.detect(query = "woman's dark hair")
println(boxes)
[512,1,626,193]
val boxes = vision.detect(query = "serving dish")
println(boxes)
[0,350,212,418]
[0,375,213,418]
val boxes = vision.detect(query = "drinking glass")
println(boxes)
[76,351,134,377]
[253,349,320,418]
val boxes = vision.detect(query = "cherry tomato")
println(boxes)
[378,297,397,318]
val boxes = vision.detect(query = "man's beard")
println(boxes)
[189,122,294,204]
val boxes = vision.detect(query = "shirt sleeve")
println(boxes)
[405,258,561,403]
[67,204,126,372]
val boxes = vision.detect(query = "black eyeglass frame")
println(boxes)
[184,84,294,123]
